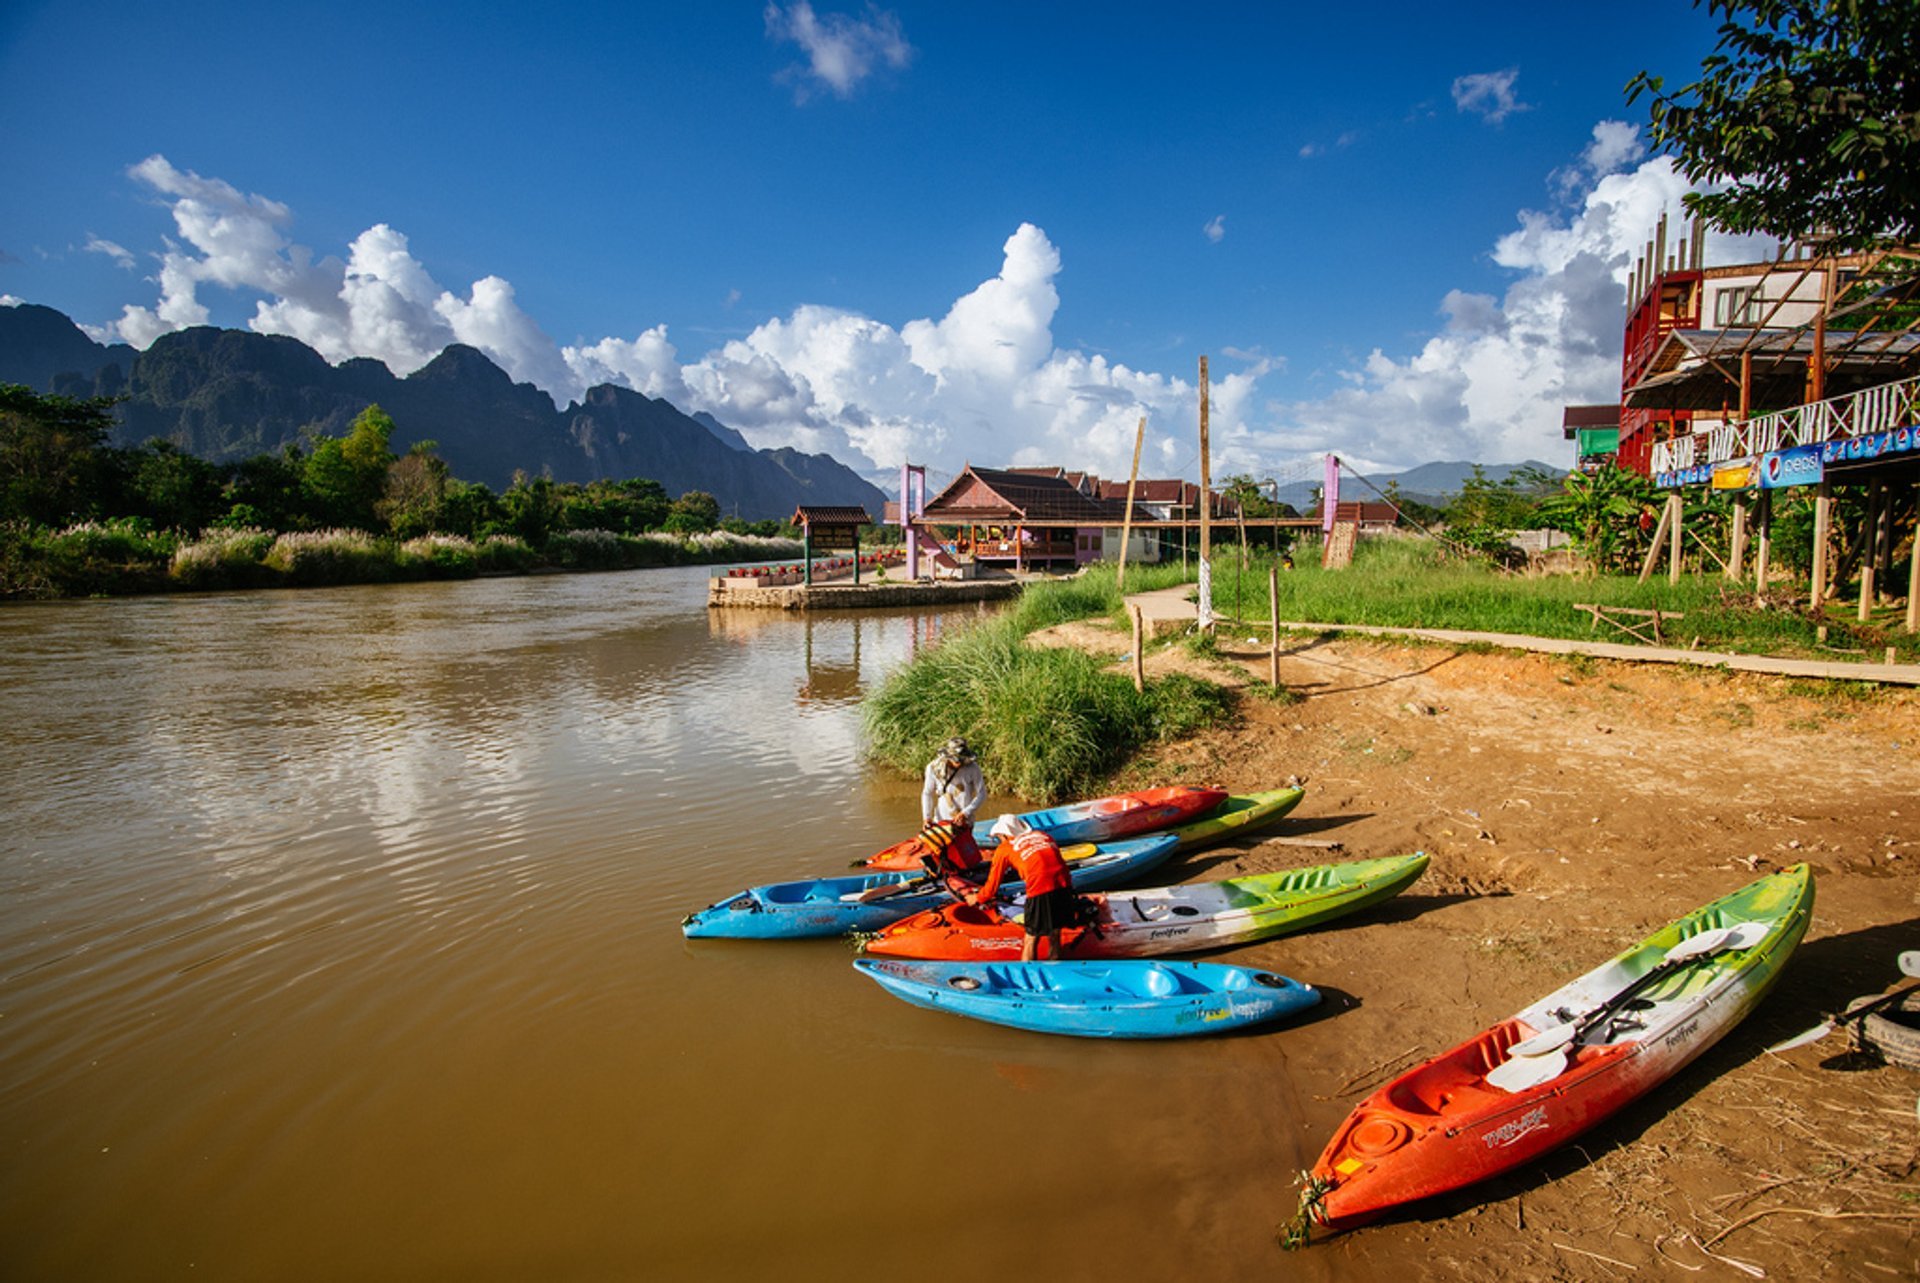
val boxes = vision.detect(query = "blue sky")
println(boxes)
[1,1,1754,489]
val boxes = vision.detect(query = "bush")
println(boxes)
[170,526,277,590]
[262,529,393,586]
[862,610,1233,803]
[398,533,480,579]
[475,535,536,573]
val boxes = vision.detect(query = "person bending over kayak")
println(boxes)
[921,737,984,827]
[970,814,1072,962]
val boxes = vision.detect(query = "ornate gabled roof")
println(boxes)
[790,505,872,526]
[923,466,1127,524]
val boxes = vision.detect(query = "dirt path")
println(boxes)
[1034,619,1920,1279]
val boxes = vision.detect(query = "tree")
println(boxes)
[378,441,450,539]
[112,439,225,532]
[303,404,397,529]
[1540,465,1658,572]
[1628,1,1920,248]
[0,384,119,525]
[663,489,720,535]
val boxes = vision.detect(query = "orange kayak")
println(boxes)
[860,785,1228,870]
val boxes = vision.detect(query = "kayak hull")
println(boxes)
[1305,863,1814,1231]
[860,853,1429,960]
[860,784,1232,870]
[853,958,1321,1038]
[681,833,1178,940]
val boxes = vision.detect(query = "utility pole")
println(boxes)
[1197,355,1213,630]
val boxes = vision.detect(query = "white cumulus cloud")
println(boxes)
[86,127,1767,491]
[1204,215,1226,243]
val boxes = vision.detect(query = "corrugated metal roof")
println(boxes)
[1625,329,1920,411]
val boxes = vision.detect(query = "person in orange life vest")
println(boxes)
[914,820,986,896]
[970,813,1073,961]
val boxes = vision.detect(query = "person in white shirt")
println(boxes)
[922,736,984,825]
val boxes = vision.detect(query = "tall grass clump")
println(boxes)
[170,526,276,589]
[862,612,1231,803]
[262,529,394,586]
[398,533,481,578]
[4,519,177,596]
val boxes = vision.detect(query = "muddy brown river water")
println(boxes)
[0,566,1343,1282]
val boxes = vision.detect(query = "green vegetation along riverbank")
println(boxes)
[861,562,1243,803]
[1,384,811,599]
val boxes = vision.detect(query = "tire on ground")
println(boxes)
[1858,991,1920,1072]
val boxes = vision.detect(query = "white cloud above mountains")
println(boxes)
[87,128,1751,488]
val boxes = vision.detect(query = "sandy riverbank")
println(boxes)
[1034,619,1920,1279]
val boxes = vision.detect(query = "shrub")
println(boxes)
[399,533,480,578]
[170,526,276,589]
[262,528,393,586]
[475,535,536,573]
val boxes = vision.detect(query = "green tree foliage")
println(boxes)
[1539,464,1659,571]
[108,439,226,532]
[555,477,672,533]
[1441,465,1559,556]
[303,405,397,529]
[0,384,119,525]
[437,479,504,539]
[500,471,561,545]
[662,489,721,534]
[377,441,450,539]
[221,446,308,531]
[1628,0,1920,248]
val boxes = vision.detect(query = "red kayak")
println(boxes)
[859,785,1228,871]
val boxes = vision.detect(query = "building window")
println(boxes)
[1714,286,1761,326]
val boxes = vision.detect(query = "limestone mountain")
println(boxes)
[0,303,887,522]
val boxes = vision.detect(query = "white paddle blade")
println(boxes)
[1668,920,1769,962]
[1900,950,1920,979]
[1766,1019,1836,1053]
[1485,1046,1570,1093]
[1503,1023,1577,1059]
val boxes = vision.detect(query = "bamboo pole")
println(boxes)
[1754,489,1773,605]
[1908,478,1920,632]
[1638,496,1674,582]
[1117,415,1145,591]
[1811,484,1832,609]
[1859,480,1882,621]
[1667,493,1683,585]
[1729,498,1748,581]
[1198,357,1211,564]
[1130,605,1145,692]
[1268,564,1280,688]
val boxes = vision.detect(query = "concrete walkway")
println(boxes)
[1120,585,1920,687]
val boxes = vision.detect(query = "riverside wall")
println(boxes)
[707,578,1023,611]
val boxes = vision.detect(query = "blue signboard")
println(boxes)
[1758,443,1825,490]
[1658,422,1919,489]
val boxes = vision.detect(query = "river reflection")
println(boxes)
[0,566,1335,1283]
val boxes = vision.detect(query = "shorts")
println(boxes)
[1024,887,1075,937]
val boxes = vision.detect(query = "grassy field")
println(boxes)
[1196,535,1919,664]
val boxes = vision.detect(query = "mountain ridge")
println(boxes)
[0,302,886,522]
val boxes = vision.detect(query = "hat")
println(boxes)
[988,813,1030,840]
[942,736,971,760]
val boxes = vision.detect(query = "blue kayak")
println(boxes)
[853,958,1321,1038]
[680,833,1178,940]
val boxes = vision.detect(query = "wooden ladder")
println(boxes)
[1322,519,1359,569]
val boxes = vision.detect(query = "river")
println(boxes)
[0,566,1333,1282]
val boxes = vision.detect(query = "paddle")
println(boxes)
[1766,950,1920,1053]
[1484,921,1771,1093]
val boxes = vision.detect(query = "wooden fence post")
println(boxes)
[1268,564,1280,688]
[1131,605,1145,693]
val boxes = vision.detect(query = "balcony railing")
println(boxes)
[1649,373,1920,476]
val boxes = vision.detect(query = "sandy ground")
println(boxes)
[1033,620,1920,1280]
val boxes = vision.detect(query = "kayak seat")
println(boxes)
[1386,1024,1528,1116]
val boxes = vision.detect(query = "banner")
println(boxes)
[1711,458,1756,491]
[1758,443,1825,490]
